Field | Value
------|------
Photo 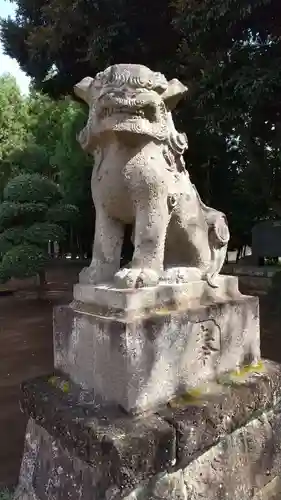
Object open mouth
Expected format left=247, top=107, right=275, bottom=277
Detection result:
left=98, top=107, right=145, bottom=119
left=98, top=103, right=157, bottom=122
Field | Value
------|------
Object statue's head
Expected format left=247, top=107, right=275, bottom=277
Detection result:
left=74, top=64, right=188, bottom=153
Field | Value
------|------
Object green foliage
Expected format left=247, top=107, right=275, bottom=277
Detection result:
left=0, top=201, right=47, bottom=230
left=0, top=490, right=13, bottom=500
left=47, top=203, right=79, bottom=223
left=174, top=0, right=281, bottom=243
left=0, top=75, right=30, bottom=195
left=51, top=104, right=92, bottom=208
left=0, top=244, right=47, bottom=283
left=0, top=69, right=92, bottom=257
left=0, top=223, right=66, bottom=258
left=4, top=173, right=61, bottom=203
left=1, top=0, right=281, bottom=251
left=0, top=174, right=77, bottom=283
left=0, top=226, right=25, bottom=258
left=0, top=74, right=29, bottom=160
left=8, top=143, right=51, bottom=176
left=24, top=222, right=66, bottom=244
left=0, top=0, right=179, bottom=96
left=0, top=202, right=21, bottom=230
left=27, top=93, right=77, bottom=166
left=50, top=103, right=94, bottom=253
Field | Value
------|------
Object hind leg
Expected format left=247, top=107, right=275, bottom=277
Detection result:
left=163, top=214, right=211, bottom=283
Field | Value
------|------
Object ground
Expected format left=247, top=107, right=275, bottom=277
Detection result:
left=0, top=263, right=279, bottom=488
left=0, top=264, right=79, bottom=488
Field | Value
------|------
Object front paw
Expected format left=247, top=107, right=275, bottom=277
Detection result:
left=161, top=266, right=203, bottom=284
left=79, top=259, right=117, bottom=285
left=114, top=268, right=160, bottom=288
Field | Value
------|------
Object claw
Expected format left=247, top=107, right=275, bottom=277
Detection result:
left=114, top=268, right=159, bottom=289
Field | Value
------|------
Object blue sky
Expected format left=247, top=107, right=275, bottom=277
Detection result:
left=0, top=0, right=30, bottom=94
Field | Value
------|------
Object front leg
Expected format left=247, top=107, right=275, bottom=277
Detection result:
left=114, top=196, right=170, bottom=288
left=80, top=208, right=124, bottom=285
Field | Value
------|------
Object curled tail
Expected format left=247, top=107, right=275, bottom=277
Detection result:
left=192, top=185, right=230, bottom=287
left=206, top=243, right=228, bottom=288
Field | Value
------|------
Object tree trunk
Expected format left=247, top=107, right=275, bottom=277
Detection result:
left=37, top=269, right=47, bottom=299
left=49, top=241, right=55, bottom=258
left=236, top=246, right=242, bottom=263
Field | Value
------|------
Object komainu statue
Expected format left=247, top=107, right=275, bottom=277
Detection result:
left=74, top=64, right=230, bottom=288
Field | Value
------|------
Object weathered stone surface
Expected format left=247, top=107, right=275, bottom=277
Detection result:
left=20, top=374, right=176, bottom=495
left=125, top=408, right=281, bottom=500
left=182, top=408, right=281, bottom=500
left=54, top=293, right=260, bottom=412
left=150, top=471, right=187, bottom=500
left=74, top=64, right=229, bottom=290
left=72, top=275, right=240, bottom=314
left=15, top=362, right=281, bottom=499
left=15, top=418, right=114, bottom=500
left=159, top=359, right=281, bottom=467
left=253, top=477, right=281, bottom=500
left=223, top=264, right=278, bottom=279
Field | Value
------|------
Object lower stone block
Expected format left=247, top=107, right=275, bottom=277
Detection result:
left=182, top=410, right=281, bottom=499
left=253, top=477, right=281, bottom=499
left=54, top=276, right=260, bottom=412
left=14, top=360, right=281, bottom=500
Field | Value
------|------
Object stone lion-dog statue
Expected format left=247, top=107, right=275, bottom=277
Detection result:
left=74, top=64, right=230, bottom=288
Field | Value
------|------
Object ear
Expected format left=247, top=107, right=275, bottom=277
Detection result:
left=74, top=77, right=94, bottom=104
left=161, top=79, right=188, bottom=110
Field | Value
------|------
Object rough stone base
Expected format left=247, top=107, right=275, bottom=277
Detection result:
left=15, top=360, right=281, bottom=500
left=54, top=276, right=260, bottom=412
left=253, top=477, right=281, bottom=500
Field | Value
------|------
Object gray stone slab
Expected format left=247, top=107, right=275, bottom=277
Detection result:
left=253, top=477, right=281, bottom=500
left=181, top=408, right=281, bottom=500
left=159, top=359, right=281, bottom=467
left=72, top=275, right=240, bottom=315
left=14, top=414, right=281, bottom=500
left=125, top=408, right=281, bottom=500
left=54, top=292, right=260, bottom=412
left=15, top=361, right=281, bottom=500
left=20, top=375, right=176, bottom=495
left=223, top=264, right=279, bottom=279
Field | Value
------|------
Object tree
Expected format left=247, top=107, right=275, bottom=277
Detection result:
left=0, top=79, right=94, bottom=258
left=168, top=0, right=281, bottom=252
left=0, top=0, right=179, bottom=97
left=0, top=174, right=78, bottom=288
left=0, top=74, right=30, bottom=196
left=2, top=0, right=281, bottom=254
left=50, top=102, right=94, bottom=257
left=173, top=0, right=281, bottom=208
left=20, top=92, right=94, bottom=257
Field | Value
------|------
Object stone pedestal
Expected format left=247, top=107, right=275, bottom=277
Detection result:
left=16, top=275, right=281, bottom=500
left=14, top=361, right=281, bottom=500
left=54, top=276, right=260, bottom=412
